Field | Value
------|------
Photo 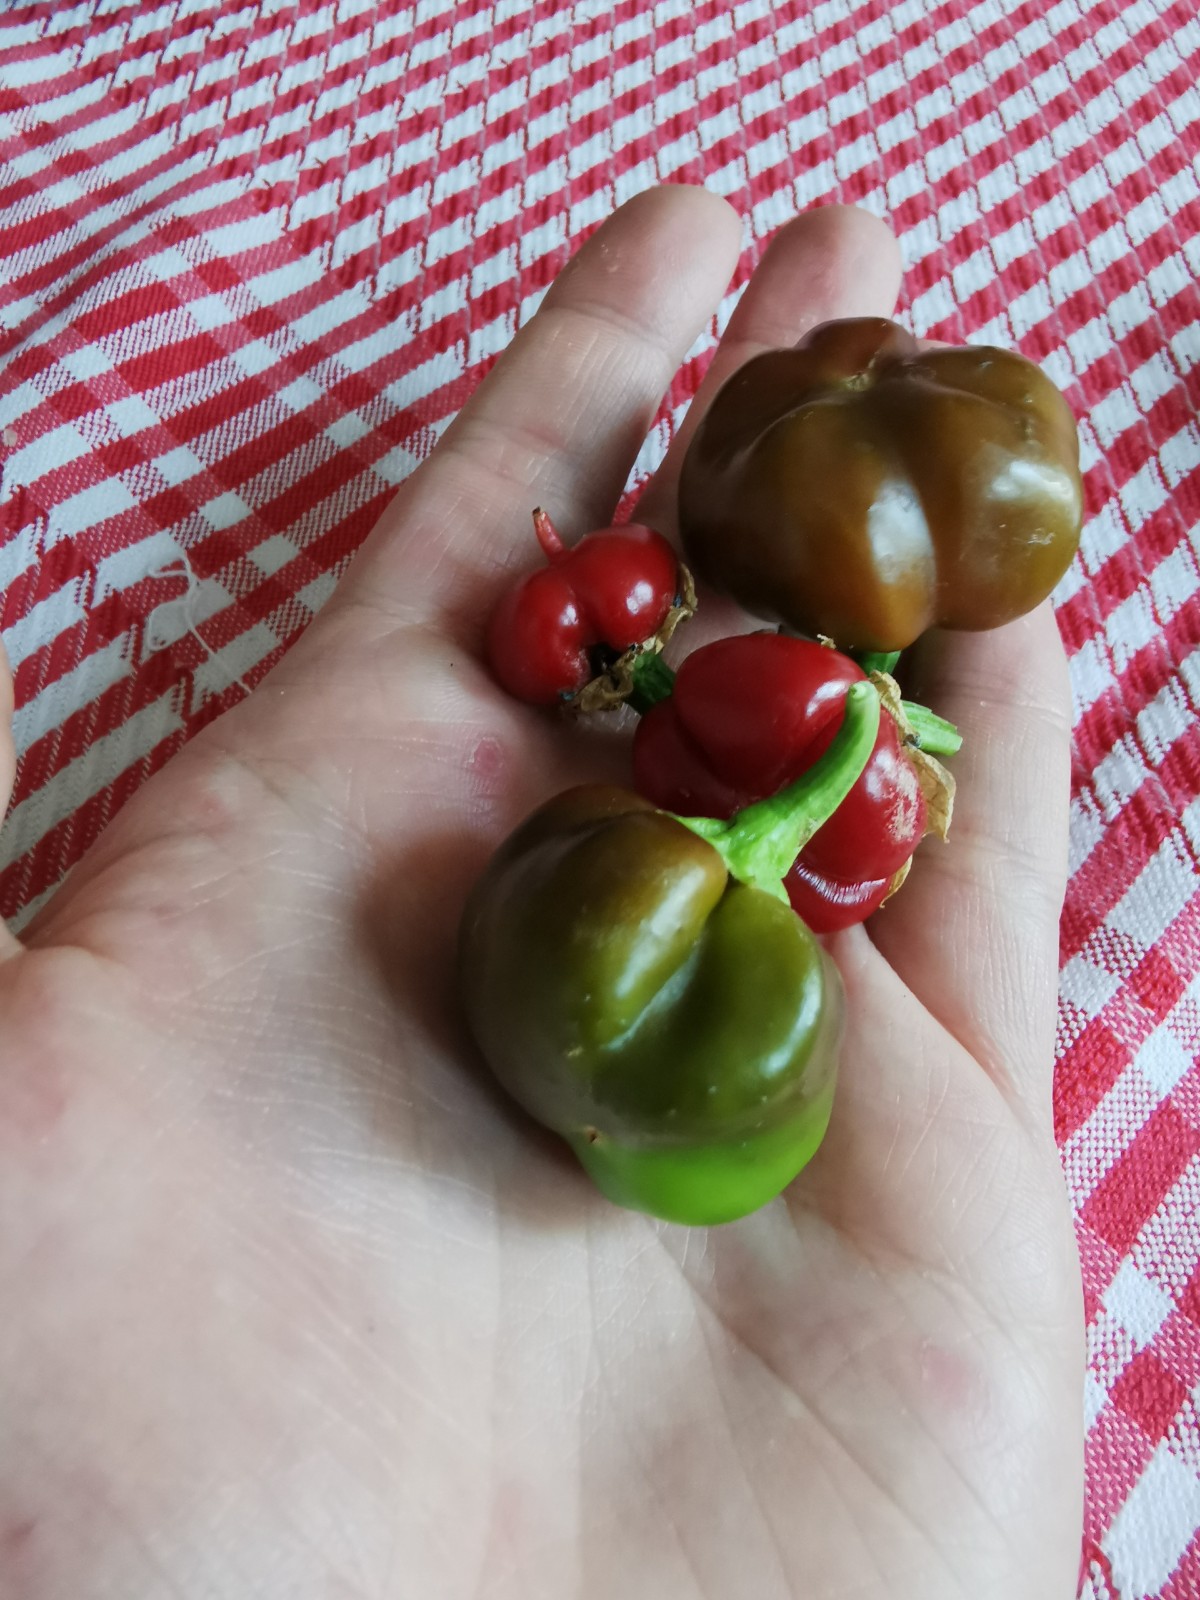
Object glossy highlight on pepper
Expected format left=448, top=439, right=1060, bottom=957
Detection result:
left=632, top=633, right=927, bottom=932
left=486, top=509, right=681, bottom=705
left=678, top=316, right=1084, bottom=652
left=458, top=684, right=881, bottom=1225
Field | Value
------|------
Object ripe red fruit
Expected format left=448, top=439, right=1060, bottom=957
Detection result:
left=487, top=510, right=681, bottom=705
left=632, top=633, right=928, bottom=933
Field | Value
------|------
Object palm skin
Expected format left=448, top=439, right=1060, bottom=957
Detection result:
left=0, top=189, right=1083, bottom=1599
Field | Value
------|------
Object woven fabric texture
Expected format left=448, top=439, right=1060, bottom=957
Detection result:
left=2, top=1, right=1199, bottom=1594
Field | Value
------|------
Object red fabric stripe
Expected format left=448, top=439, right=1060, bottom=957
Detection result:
left=1084, top=1103, right=1200, bottom=1258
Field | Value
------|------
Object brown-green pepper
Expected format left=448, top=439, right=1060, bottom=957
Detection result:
left=458, top=683, right=881, bottom=1225
left=678, top=316, right=1083, bottom=653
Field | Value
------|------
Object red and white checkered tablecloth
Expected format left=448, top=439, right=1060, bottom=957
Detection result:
left=1, top=1, right=1198, bottom=1593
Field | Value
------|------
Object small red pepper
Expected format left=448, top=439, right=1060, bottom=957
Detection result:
left=632, top=633, right=928, bottom=933
left=487, top=509, right=682, bottom=706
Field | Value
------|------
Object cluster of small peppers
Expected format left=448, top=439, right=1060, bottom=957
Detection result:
left=460, top=316, right=1084, bottom=1227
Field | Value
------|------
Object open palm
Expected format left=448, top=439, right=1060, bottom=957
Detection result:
left=0, top=189, right=1083, bottom=1600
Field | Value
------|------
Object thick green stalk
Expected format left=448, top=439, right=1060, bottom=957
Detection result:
left=852, top=648, right=901, bottom=675
left=674, top=681, right=880, bottom=903
left=626, top=651, right=677, bottom=714
left=900, top=700, right=963, bottom=756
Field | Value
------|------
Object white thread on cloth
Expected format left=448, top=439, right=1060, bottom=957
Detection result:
left=144, top=552, right=253, bottom=699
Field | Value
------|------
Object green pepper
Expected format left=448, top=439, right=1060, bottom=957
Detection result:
left=678, top=316, right=1084, bottom=653
left=458, top=683, right=881, bottom=1225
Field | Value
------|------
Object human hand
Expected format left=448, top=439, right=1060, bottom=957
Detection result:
left=0, top=188, right=1083, bottom=1599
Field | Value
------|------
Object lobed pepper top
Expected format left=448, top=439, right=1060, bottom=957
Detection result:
left=466, top=313, right=1082, bottom=1225
left=678, top=316, right=1083, bottom=653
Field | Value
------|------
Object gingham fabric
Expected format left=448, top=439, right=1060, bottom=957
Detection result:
left=1, top=0, right=1198, bottom=1592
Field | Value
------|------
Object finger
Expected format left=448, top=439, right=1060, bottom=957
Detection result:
left=20, top=191, right=745, bottom=944
left=635, top=204, right=903, bottom=538
left=336, top=185, right=742, bottom=630
left=865, top=602, right=1073, bottom=1113
left=0, top=635, right=22, bottom=960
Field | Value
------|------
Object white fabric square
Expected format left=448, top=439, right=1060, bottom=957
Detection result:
left=1106, top=1443, right=1200, bottom=1597
left=1105, top=1259, right=1174, bottom=1351
left=248, top=535, right=296, bottom=576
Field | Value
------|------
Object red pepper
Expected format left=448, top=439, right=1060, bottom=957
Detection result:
left=487, top=509, right=682, bottom=706
left=631, top=633, right=927, bottom=933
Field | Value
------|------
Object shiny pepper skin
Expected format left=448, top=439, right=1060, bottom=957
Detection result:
left=458, top=785, right=843, bottom=1225
left=632, top=633, right=926, bottom=933
left=678, top=316, right=1084, bottom=653
left=487, top=509, right=680, bottom=705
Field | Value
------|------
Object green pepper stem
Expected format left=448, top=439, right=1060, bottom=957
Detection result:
left=674, top=681, right=880, bottom=903
left=626, top=651, right=676, bottom=714
left=899, top=700, right=962, bottom=757
left=852, top=648, right=902, bottom=675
